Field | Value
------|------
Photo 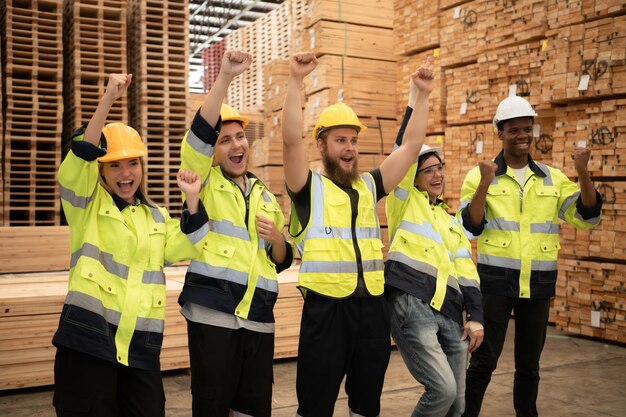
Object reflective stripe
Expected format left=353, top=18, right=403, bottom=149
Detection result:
left=66, top=290, right=121, bottom=326
left=261, top=190, right=273, bottom=202
left=148, top=207, right=165, bottom=223
left=142, top=269, right=165, bottom=285
left=485, top=217, right=520, bottom=232
left=305, top=226, right=380, bottom=240
left=458, top=276, right=480, bottom=290
left=537, top=164, right=553, bottom=185
left=59, top=183, right=95, bottom=209
left=71, top=243, right=129, bottom=280
left=478, top=253, right=521, bottom=270
left=387, top=251, right=437, bottom=278
left=455, top=248, right=472, bottom=259
left=300, top=259, right=384, bottom=274
left=259, top=238, right=268, bottom=250
left=531, top=259, right=558, bottom=271
left=209, top=219, right=250, bottom=241
left=310, top=173, right=325, bottom=229
left=459, top=199, right=471, bottom=210
left=188, top=261, right=278, bottom=293
left=393, top=186, right=409, bottom=202
left=186, top=129, right=214, bottom=157
left=447, top=275, right=461, bottom=293
left=397, top=220, right=444, bottom=245
left=575, top=211, right=601, bottom=225
left=188, top=223, right=209, bottom=245
left=448, top=250, right=454, bottom=262
left=135, top=316, right=165, bottom=333
left=559, top=192, right=579, bottom=220
left=530, top=221, right=559, bottom=234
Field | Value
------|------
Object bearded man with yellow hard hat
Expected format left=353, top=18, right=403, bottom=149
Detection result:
left=282, top=52, right=436, bottom=417
left=178, top=50, right=294, bottom=417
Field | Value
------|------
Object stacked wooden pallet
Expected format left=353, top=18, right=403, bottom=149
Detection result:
left=201, top=38, right=225, bottom=93
left=0, top=265, right=303, bottom=390
left=127, top=0, right=189, bottom=219
left=1, top=0, right=63, bottom=226
left=62, top=0, right=128, bottom=154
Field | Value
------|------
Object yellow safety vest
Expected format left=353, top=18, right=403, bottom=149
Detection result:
left=290, top=172, right=385, bottom=298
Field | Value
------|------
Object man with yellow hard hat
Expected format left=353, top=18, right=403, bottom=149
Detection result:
left=282, top=52, right=435, bottom=417
left=177, top=51, right=294, bottom=417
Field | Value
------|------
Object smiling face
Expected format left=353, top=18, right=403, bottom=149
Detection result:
left=100, top=157, right=143, bottom=204
left=318, top=127, right=360, bottom=186
left=499, top=117, right=534, bottom=162
left=414, top=154, right=444, bottom=203
left=214, top=121, right=249, bottom=180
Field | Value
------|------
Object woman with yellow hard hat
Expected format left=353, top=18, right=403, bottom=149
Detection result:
left=53, top=73, right=208, bottom=417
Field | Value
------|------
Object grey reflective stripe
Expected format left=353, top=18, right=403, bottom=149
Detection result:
left=397, top=220, right=444, bottom=245
left=142, top=269, right=165, bottom=285
left=459, top=199, right=471, bottom=210
left=259, top=238, right=267, bottom=250
left=66, top=290, right=122, bottom=326
left=447, top=275, right=461, bottom=293
left=71, top=243, right=129, bottom=280
left=135, top=316, right=165, bottom=333
left=310, top=173, right=325, bottom=229
left=478, top=253, right=521, bottom=270
left=531, top=259, right=558, bottom=271
left=210, top=219, right=251, bottom=241
left=148, top=207, right=165, bottom=223
left=261, top=190, right=273, bottom=202
left=448, top=250, right=454, bottom=262
left=393, top=186, right=409, bottom=202
left=485, top=217, right=520, bottom=232
left=530, top=221, right=559, bottom=234
left=186, top=129, right=214, bottom=157
left=188, top=223, right=209, bottom=245
left=458, top=276, right=480, bottom=290
left=300, top=259, right=383, bottom=274
left=361, top=174, right=379, bottom=227
left=559, top=192, right=579, bottom=221
left=187, top=261, right=278, bottom=293
left=387, top=251, right=437, bottom=277
left=305, top=226, right=380, bottom=240
left=59, top=183, right=95, bottom=209
left=575, top=211, right=601, bottom=225
left=538, top=164, right=553, bottom=185
left=455, top=248, right=472, bottom=259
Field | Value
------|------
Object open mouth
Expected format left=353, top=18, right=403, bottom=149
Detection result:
left=118, top=179, right=134, bottom=193
left=230, top=154, right=244, bottom=164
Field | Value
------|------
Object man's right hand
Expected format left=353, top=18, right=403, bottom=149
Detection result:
left=290, top=52, right=318, bottom=79
left=221, top=50, right=252, bottom=79
left=104, top=73, right=132, bottom=102
left=478, top=160, right=497, bottom=185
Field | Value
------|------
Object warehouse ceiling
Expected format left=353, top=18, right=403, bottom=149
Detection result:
left=188, top=0, right=285, bottom=92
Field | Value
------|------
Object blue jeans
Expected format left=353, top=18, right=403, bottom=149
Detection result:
left=388, top=290, right=468, bottom=417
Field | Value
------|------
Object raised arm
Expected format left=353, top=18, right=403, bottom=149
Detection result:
left=200, top=50, right=252, bottom=126
left=572, top=147, right=598, bottom=207
left=379, top=57, right=435, bottom=194
left=84, top=74, right=132, bottom=145
left=282, top=52, right=318, bottom=193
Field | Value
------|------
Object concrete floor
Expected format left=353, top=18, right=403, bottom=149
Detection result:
left=1, top=322, right=625, bottom=417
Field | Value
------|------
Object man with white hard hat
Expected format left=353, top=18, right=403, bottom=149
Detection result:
left=459, top=96, right=603, bottom=417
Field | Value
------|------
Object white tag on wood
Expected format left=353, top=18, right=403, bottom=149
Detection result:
left=454, top=6, right=461, bottom=19
left=578, top=74, right=590, bottom=91
left=577, top=140, right=587, bottom=148
left=309, top=29, right=315, bottom=49
left=460, top=102, right=468, bottom=115
left=533, top=124, right=541, bottom=138
left=591, top=310, right=601, bottom=328
left=476, top=140, right=483, bottom=154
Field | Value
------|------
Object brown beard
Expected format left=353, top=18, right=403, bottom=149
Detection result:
left=321, top=148, right=359, bottom=186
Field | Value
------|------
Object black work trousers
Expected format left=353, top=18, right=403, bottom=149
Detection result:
left=463, top=294, right=551, bottom=417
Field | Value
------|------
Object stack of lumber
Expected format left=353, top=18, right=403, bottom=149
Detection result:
left=545, top=0, right=626, bottom=30
left=62, top=0, right=128, bottom=157
left=1, top=0, right=63, bottom=226
left=552, top=258, right=626, bottom=344
left=127, top=0, right=189, bottom=219
left=202, top=38, right=226, bottom=93
left=0, top=42, right=3, bottom=225
left=0, top=266, right=304, bottom=390
left=393, top=0, right=439, bottom=56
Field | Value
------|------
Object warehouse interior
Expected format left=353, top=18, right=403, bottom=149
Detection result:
left=0, top=0, right=625, bottom=415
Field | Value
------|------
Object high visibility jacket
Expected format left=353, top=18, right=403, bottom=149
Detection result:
left=290, top=171, right=385, bottom=298
left=54, top=136, right=201, bottom=371
left=386, top=162, right=483, bottom=325
left=178, top=115, right=289, bottom=323
left=460, top=151, right=602, bottom=299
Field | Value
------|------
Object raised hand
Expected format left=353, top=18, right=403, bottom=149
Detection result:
left=176, top=169, right=201, bottom=198
left=104, top=73, right=132, bottom=102
left=411, top=56, right=435, bottom=94
left=478, top=160, right=498, bottom=186
left=290, top=52, right=318, bottom=79
left=572, top=147, right=591, bottom=175
left=221, top=50, right=252, bottom=79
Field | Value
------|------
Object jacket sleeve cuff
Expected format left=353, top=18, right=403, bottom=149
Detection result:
left=272, top=241, right=294, bottom=274
left=71, top=124, right=107, bottom=161
left=461, top=207, right=485, bottom=236
left=180, top=200, right=209, bottom=234
left=191, top=109, right=221, bottom=146
left=575, top=190, right=603, bottom=220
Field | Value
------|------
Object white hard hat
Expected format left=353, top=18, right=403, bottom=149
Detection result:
left=493, top=96, right=537, bottom=128
left=419, top=144, right=442, bottom=159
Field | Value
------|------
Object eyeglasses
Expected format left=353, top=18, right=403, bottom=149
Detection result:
left=417, top=162, right=445, bottom=176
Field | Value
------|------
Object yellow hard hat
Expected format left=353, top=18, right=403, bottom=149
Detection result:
left=220, top=103, right=249, bottom=128
left=98, top=123, right=147, bottom=163
left=312, top=102, right=367, bottom=141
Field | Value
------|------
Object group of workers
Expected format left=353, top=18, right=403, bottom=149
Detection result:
left=52, top=50, right=602, bottom=417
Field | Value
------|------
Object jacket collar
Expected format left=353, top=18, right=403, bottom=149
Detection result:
left=494, top=150, right=547, bottom=178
